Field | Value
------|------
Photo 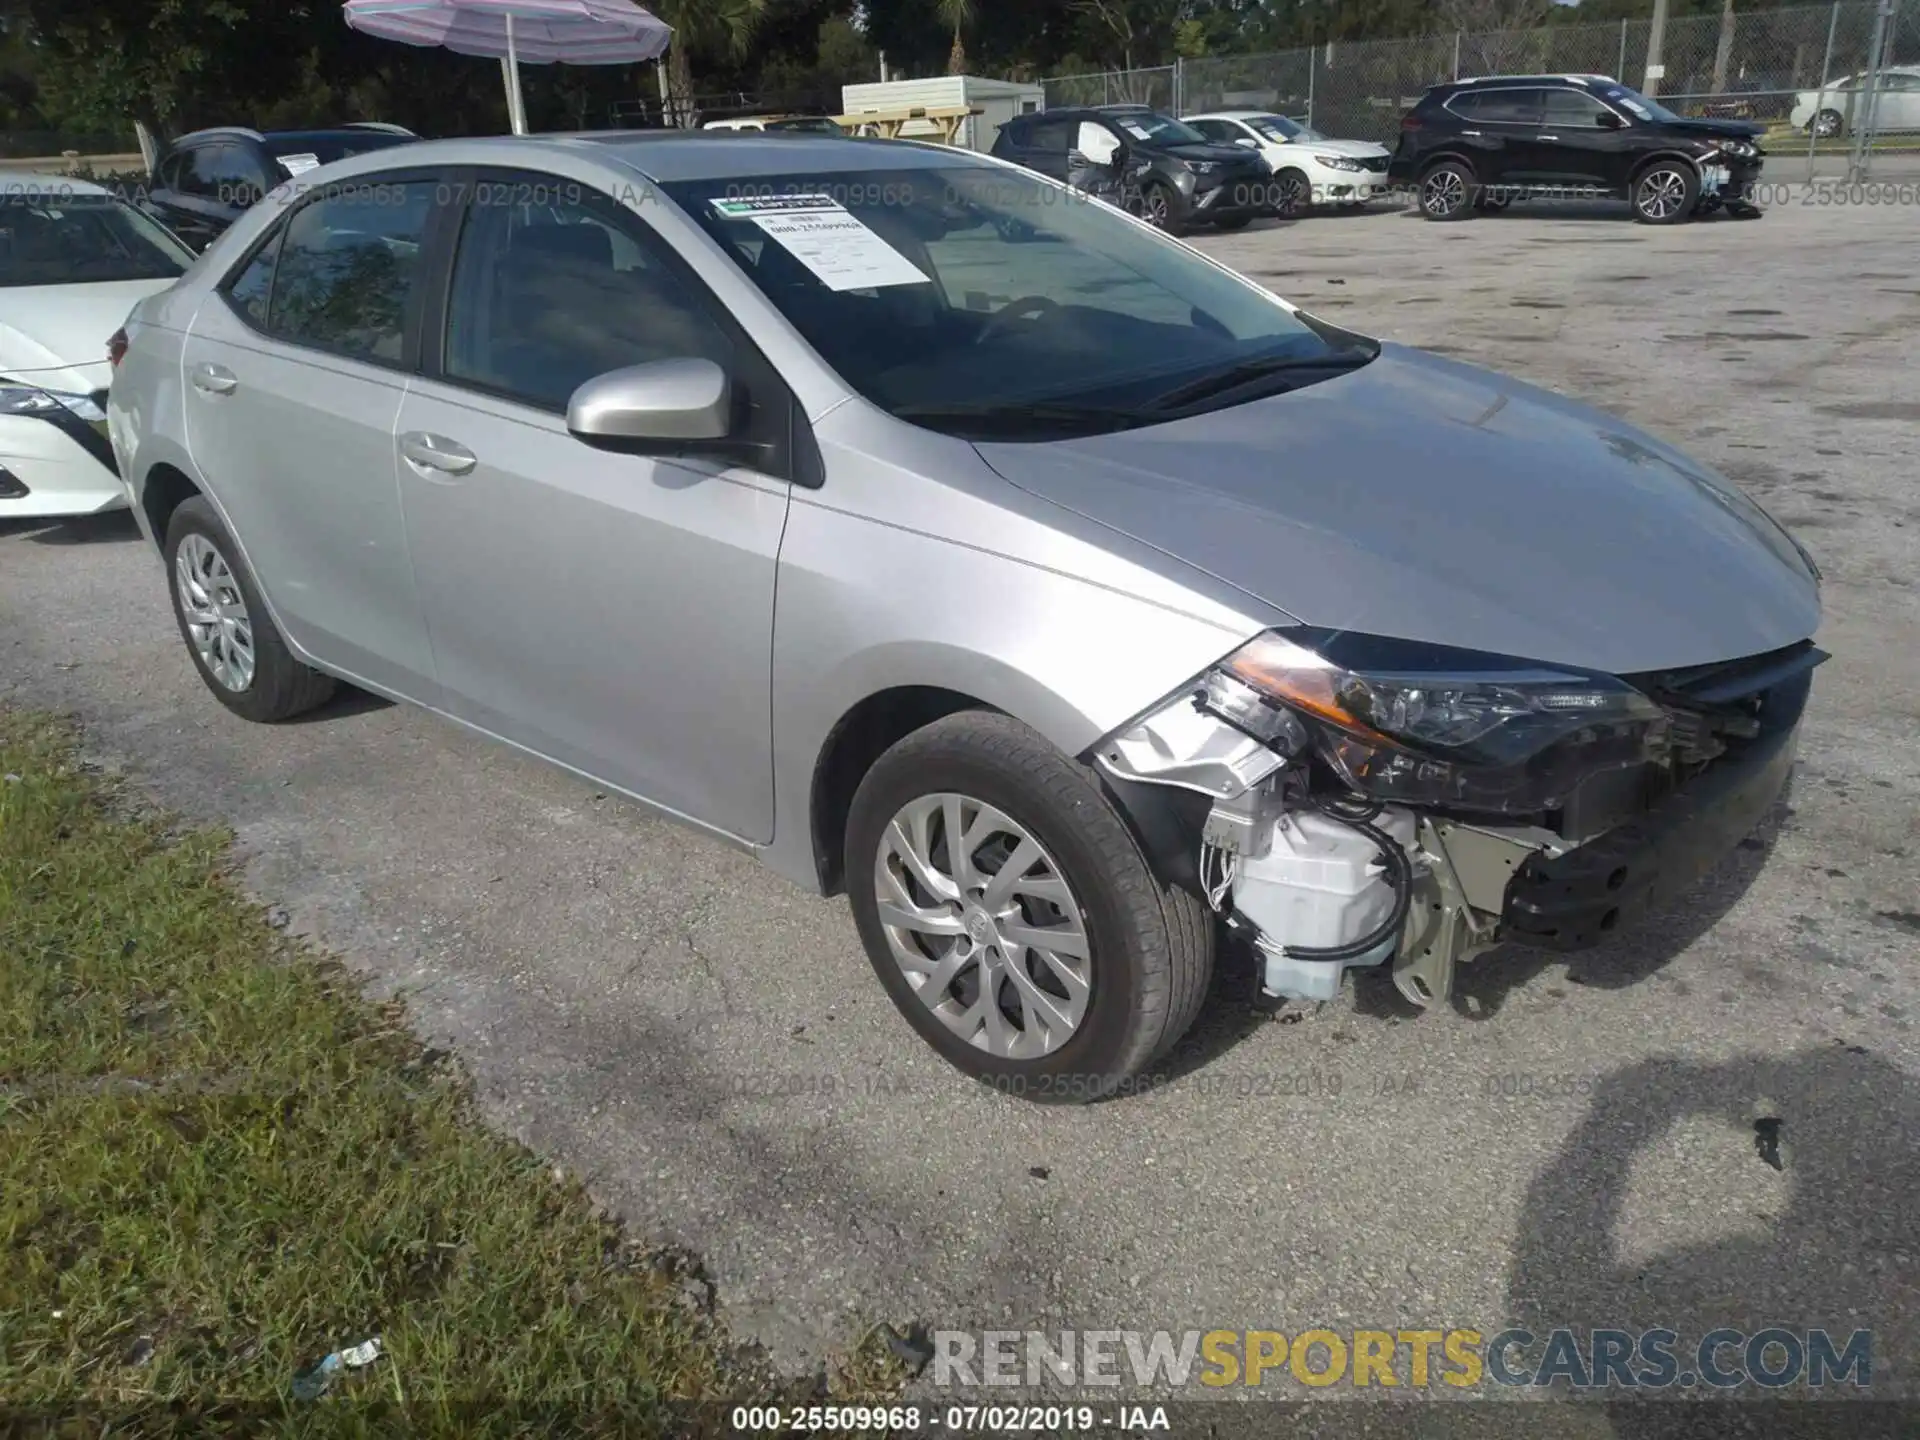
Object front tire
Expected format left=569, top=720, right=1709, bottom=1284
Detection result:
left=1812, top=108, right=1844, bottom=139
left=1419, top=160, right=1477, bottom=220
left=164, top=496, right=336, bottom=722
left=846, top=712, right=1213, bottom=1103
left=1631, top=160, right=1699, bottom=224
left=1274, top=167, right=1312, bottom=217
left=1138, top=181, right=1183, bottom=234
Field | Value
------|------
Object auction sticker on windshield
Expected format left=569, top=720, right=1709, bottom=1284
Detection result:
left=711, top=193, right=928, bottom=292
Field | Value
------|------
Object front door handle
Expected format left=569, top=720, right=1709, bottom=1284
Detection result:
left=1461, top=129, right=1483, bottom=137
left=190, top=362, right=237, bottom=395
left=399, top=431, right=477, bottom=477
left=1536, top=134, right=1560, bottom=141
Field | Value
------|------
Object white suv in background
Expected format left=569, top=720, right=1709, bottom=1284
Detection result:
left=1183, top=111, right=1392, bottom=213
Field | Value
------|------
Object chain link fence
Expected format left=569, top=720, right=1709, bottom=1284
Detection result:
left=1045, top=0, right=1919, bottom=179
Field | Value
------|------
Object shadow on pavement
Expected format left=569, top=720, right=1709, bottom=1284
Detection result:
left=1, top=511, right=142, bottom=546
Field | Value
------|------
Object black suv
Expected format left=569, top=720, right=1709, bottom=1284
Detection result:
left=991, top=105, right=1275, bottom=234
left=1388, top=75, right=1765, bottom=224
left=141, top=124, right=419, bottom=249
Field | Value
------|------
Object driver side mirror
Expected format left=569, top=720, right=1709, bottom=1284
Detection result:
left=568, top=358, right=762, bottom=459
left=1597, top=110, right=1626, bottom=129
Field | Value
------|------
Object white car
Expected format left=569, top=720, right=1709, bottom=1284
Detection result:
left=2, top=175, right=194, bottom=518
left=1789, top=66, right=1920, bottom=138
left=1183, top=111, right=1392, bottom=212
left=702, top=115, right=845, bottom=135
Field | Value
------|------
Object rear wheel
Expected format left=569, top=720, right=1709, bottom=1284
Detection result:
left=164, top=496, right=336, bottom=722
left=1419, top=160, right=1477, bottom=220
left=846, top=711, right=1213, bottom=1103
left=1631, top=160, right=1698, bottom=224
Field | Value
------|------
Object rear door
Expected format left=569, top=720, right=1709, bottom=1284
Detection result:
left=1447, top=87, right=1545, bottom=184
left=1012, top=116, right=1079, bottom=180
left=391, top=169, right=793, bottom=841
left=179, top=173, right=451, bottom=701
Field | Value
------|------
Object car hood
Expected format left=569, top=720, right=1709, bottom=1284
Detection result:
left=972, top=343, right=1821, bottom=675
left=1278, top=137, right=1391, bottom=159
left=1161, top=142, right=1269, bottom=167
left=1663, top=116, right=1768, bottom=141
left=0, top=278, right=175, bottom=392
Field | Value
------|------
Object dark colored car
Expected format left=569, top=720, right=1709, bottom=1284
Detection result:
left=991, top=105, right=1276, bottom=234
left=142, top=125, right=419, bottom=249
left=1388, top=75, right=1766, bottom=224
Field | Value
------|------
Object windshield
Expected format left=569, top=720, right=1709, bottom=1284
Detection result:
left=1602, top=86, right=1682, bottom=124
left=269, top=133, right=415, bottom=177
left=1248, top=114, right=1323, bottom=143
left=766, top=118, right=844, bottom=134
left=662, top=165, right=1373, bottom=438
left=1104, top=111, right=1209, bottom=146
left=0, top=195, right=193, bottom=287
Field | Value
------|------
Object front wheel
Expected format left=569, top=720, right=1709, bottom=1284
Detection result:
left=1631, top=161, right=1699, bottom=224
left=1273, top=167, right=1311, bottom=217
left=1138, top=181, right=1182, bottom=234
left=1811, top=108, right=1844, bottom=139
left=846, top=712, right=1214, bottom=1103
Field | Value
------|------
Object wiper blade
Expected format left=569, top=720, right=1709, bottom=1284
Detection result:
left=1147, top=349, right=1373, bottom=412
left=893, top=400, right=1151, bottom=434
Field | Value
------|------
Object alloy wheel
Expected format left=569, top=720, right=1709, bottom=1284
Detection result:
left=1277, top=173, right=1310, bottom=215
left=872, top=791, right=1091, bottom=1060
left=175, top=533, right=255, bottom=692
left=1142, top=185, right=1173, bottom=228
left=1637, top=166, right=1689, bottom=221
left=1422, top=168, right=1466, bottom=217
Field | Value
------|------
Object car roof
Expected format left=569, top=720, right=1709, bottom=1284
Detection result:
left=1, top=172, right=115, bottom=198
left=289, top=131, right=994, bottom=185
left=1442, top=74, right=1616, bottom=89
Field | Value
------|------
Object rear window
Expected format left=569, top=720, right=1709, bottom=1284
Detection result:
left=0, top=195, right=193, bottom=287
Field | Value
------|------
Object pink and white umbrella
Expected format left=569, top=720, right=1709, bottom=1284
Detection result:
left=344, top=0, right=673, bottom=135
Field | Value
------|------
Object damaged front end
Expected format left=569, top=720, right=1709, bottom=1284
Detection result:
left=1094, top=628, right=1821, bottom=1009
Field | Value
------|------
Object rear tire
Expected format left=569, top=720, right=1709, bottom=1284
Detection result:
left=1419, top=160, right=1477, bottom=220
left=164, top=496, right=336, bottom=723
left=845, top=711, right=1213, bottom=1103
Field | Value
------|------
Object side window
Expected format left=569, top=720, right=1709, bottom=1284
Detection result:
left=157, top=153, right=187, bottom=192
left=203, top=144, right=268, bottom=205
left=1023, top=117, right=1078, bottom=152
left=266, top=181, right=434, bottom=364
left=1543, top=89, right=1613, bottom=126
left=1189, top=120, right=1232, bottom=142
left=225, top=225, right=284, bottom=328
left=1452, top=89, right=1543, bottom=124
left=176, top=147, right=219, bottom=197
left=442, top=183, right=733, bottom=412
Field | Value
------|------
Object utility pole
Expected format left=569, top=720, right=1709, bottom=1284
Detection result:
left=1644, top=0, right=1670, bottom=97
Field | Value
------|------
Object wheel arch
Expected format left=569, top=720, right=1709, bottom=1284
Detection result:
left=140, top=461, right=201, bottom=551
left=1629, top=148, right=1702, bottom=183
left=1418, top=150, right=1482, bottom=179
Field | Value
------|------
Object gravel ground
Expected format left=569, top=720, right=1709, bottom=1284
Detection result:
left=3, top=161, right=1917, bottom=1423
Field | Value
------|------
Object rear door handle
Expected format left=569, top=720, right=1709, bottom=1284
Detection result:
left=1461, top=129, right=1483, bottom=136
left=399, top=431, right=477, bottom=477
left=190, top=362, right=236, bottom=395
left=1536, top=133, right=1560, bottom=140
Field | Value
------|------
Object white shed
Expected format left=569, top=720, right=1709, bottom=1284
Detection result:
left=840, top=75, right=1045, bottom=153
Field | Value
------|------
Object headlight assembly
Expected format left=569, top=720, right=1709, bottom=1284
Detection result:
left=1314, top=155, right=1365, bottom=172
left=0, top=384, right=106, bottom=422
left=1213, top=628, right=1669, bottom=813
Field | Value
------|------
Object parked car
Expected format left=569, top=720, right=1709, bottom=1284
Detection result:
left=1, top=175, right=194, bottom=519
left=991, top=105, right=1274, bottom=233
left=108, top=134, right=1822, bottom=1100
left=703, top=115, right=845, bottom=135
left=1789, top=66, right=1920, bottom=138
left=141, top=124, right=419, bottom=249
left=1389, top=75, right=1767, bottom=223
left=1183, top=110, right=1392, bottom=212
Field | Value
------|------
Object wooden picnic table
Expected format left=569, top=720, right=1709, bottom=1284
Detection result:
left=830, top=104, right=983, bottom=146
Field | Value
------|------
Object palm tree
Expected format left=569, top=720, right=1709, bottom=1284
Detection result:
left=939, top=0, right=971, bottom=75
left=652, top=0, right=764, bottom=126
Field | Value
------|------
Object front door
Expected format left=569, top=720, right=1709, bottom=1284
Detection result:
left=1532, top=88, right=1635, bottom=191
left=180, top=176, right=446, bottom=700
left=394, top=173, right=791, bottom=842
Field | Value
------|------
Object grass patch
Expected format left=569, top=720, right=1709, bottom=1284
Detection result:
left=0, top=710, right=907, bottom=1436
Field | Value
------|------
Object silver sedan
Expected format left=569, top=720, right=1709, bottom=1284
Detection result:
left=108, top=132, right=1822, bottom=1100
